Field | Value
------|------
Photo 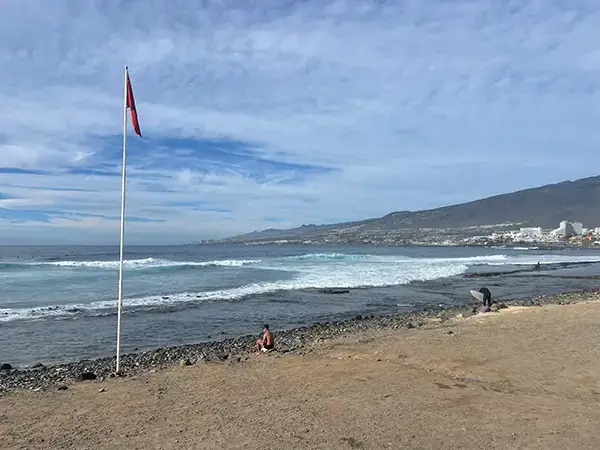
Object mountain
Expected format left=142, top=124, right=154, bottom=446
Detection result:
left=219, top=175, right=600, bottom=244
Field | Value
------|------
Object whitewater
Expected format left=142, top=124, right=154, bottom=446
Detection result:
left=2, top=248, right=600, bottom=323
left=2, top=244, right=600, bottom=365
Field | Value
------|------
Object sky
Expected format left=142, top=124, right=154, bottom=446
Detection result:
left=1, top=0, right=600, bottom=244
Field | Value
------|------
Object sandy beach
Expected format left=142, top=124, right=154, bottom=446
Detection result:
left=2, top=294, right=600, bottom=449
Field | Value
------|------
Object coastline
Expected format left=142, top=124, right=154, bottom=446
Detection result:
left=2, top=288, right=598, bottom=394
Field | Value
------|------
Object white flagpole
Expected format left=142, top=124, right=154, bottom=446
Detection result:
left=116, top=65, right=129, bottom=374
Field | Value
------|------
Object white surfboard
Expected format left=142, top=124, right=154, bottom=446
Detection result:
left=470, top=290, right=485, bottom=302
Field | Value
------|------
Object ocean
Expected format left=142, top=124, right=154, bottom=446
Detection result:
left=1, top=244, right=599, bottom=366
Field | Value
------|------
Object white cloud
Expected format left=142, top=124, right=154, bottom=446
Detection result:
left=1, top=0, right=600, bottom=243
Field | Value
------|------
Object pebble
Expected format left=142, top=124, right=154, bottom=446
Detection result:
left=0, top=289, right=594, bottom=394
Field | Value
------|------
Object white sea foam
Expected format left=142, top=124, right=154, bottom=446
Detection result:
left=3, top=251, right=600, bottom=322
left=280, top=253, right=508, bottom=264
left=282, top=253, right=376, bottom=261
left=0, top=259, right=468, bottom=322
left=35, top=252, right=592, bottom=272
left=42, top=257, right=262, bottom=270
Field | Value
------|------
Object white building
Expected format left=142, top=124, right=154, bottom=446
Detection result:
left=556, top=221, right=573, bottom=238
left=517, top=227, right=543, bottom=240
left=555, top=221, right=583, bottom=238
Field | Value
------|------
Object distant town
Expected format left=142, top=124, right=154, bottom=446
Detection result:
left=461, top=220, right=600, bottom=248
left=207, top=220, right=600, bottom=248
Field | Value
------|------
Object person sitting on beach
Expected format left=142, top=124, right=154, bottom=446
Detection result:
left=256, top=324, right=274, bottom=353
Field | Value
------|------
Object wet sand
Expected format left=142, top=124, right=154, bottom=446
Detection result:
left=2, top=295, right=600, bottom=449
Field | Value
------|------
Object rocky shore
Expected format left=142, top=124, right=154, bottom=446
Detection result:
left=1, top=289, right=598, bottom=394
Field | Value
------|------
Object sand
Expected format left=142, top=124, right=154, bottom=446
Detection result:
left=2, top=298, right=600, bottom=450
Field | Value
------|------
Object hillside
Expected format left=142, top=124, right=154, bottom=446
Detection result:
left=220, top=175, right=600, bottom=244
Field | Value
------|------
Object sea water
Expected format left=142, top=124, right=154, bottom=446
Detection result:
left=1, top=244, right=599, bottom=365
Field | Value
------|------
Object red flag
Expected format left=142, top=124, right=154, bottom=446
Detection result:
left=126, top=70, right=142, bottom=137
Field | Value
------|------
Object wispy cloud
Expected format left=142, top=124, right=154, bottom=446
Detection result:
left=1, top=0, right=600, bottom=243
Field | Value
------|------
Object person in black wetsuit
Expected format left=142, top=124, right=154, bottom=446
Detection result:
left=479, top=287, right=492, bottom=307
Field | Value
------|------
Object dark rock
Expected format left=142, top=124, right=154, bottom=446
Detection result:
left=77, top=372, right=97, bottom=381
left=0, top=363, right=12, bottom=371
left=477, top=305, right=492, bottom=314
left=319, top=289, right=350, bottom=294
left=446, top=330, right=454, bottom=335
left=406, top=322, right=415, bottom=329
left=32, top=363, right=44, bottom=369
left=179, top=359, right=192, bottom=367
left=57, top=385, right=68, bottom=391
left=490, top=302, right=508, bottom=312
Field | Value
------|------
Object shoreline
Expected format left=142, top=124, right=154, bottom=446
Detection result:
left=2, top=288, right=598, bottom=394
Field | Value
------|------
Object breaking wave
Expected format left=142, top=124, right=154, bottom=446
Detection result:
left=0, top=257, right=262, bottom=272
left=3, top=251, right=600, bottom=322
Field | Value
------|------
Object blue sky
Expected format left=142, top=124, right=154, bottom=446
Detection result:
left=1, top=0, right=600, bottom=244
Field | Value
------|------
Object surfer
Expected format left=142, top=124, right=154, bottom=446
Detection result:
left=479, top=287, right=492, bottom=307
left=470, top=287, right=492, bottom=307
left=255, top=324, right=274, bottom=353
